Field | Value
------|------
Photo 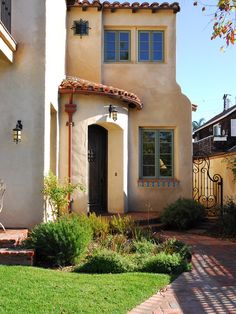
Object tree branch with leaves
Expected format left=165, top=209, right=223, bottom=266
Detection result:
left=193, top=1, right=236, bottom=46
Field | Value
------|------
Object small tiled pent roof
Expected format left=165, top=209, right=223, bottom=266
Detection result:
left=66, top=0, right=180, bottom=13
left=59, top=76, right=143, bottom=110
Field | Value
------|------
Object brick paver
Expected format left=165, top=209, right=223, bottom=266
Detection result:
left=129, top=232, right=236, bottom=314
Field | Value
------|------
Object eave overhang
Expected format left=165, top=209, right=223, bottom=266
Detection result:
left=66, top=1, right=180, bottom=14
left=0, top=21, right=17, bottom=63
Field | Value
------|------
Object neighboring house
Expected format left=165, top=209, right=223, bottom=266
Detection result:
left=193, top=103, right=236, bottom=155
left=0, top=0, right=192, bottom=228
left=193, top=100, right=236, bottom=203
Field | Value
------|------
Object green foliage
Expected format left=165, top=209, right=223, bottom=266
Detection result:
left=86, top=213, right=110, bottom=239
left=99, top=234, right=131, bottom=254
left=25, top=215, right=92, bottom=267
left=161, top=198, right=205, bottom=230
left=220, top=197, right=236, bottom=236
left=158, top=238, right=192, bottom=261
left=76, top=249, right=135, bottom=273
left=141, top=252, right=191, bottom=274
left=132, top=239, right=157, bottom=255
left=43, top=171, right=85, bottom=217
left=109, top=214, right=135, bottom=236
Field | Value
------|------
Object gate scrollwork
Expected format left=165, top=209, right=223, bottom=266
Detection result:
left=193, top=151, right=223, bottom=216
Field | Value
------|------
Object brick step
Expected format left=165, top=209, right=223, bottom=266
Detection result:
left=137, top=217, right=161, bottom=226
left=0, top=229, right=28, bottom=248
left=0, top=248, right=34, bottom=266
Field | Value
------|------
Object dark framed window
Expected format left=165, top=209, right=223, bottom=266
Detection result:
left=138, top=31, right=164, bottom=62
left=140, top=129, right=174, bottom=178
left=104, top=30, right=130, bottom=62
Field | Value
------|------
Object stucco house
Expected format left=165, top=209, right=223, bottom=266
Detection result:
left=0, top=0, right=192, bottom=228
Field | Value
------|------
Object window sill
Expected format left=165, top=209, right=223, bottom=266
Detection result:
left=138, top=178, right=180, bottom=188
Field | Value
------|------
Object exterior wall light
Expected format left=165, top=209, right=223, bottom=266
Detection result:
left=13, top=120, right=23, bottom=143
left=109, top=105, right=118, bottom=122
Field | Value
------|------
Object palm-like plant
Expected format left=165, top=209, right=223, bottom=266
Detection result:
left=192, top=118, right=206, bottom=131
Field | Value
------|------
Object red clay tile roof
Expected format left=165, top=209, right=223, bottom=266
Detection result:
left=59, top=76, right=143, bottom=110
left=66, top=1, right=180, bottom=13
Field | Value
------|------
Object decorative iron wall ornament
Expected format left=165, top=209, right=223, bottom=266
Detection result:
left=71, top=19, right=91, bottom=37
left=193, top=151, right=223, bottom=216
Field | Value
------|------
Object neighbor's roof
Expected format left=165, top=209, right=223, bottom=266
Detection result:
left=66, top=0, right=180, bottom=13
left=59, top=76, right=143, bottom=110
left=193, top=105, right=236, bottom=134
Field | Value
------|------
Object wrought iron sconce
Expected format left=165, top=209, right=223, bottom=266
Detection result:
left=109, top=105, right=118, bottom=122
left=13, top=120, right=23, bottom=144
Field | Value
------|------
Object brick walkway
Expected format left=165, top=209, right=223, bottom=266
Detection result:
left=129, top=232, right=236, bottom=314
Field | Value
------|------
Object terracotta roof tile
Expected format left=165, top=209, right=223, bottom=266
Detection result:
left=59, top=76, right=143, bottom=110
left=67, top=1, right=180, bottom=13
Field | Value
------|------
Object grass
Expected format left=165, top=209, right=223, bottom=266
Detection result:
left=0, top=266, right=171, bottom=314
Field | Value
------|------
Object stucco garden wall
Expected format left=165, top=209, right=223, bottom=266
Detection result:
left=209, top=153, right=236, bottom=200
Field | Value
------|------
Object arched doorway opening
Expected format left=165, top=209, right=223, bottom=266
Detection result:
left=88, top=124, right=108, bottom=213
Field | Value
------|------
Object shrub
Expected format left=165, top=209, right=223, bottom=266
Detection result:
left=161, top=198, right=205, bottom=230
left=25, top=215, right=92, bottom=267
left=141, top=252, right=191, bottom=274
left=158, top=238, right=192, bottom=261
left=86, top=213, right=109, bottom=239
left=43, top=171, right=85, bottom=217
left=100, top=234, right=131, bottom=254
left=131, top=226, right=154, bottom=241
left=132, top=239, right=157, bottom=255
left=76, top=249, right=135, bottom=273
left=220, top=197, right=236, bottom=236
left=109, top=214, right=135, bottom=236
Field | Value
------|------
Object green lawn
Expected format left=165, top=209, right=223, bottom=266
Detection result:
left=0, top=266, right=171, bottom=314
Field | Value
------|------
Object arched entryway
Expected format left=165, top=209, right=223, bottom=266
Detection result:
left=88, top=124, right=108, bottom=213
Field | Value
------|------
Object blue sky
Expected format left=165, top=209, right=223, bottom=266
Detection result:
left=176, top=0, right=236, bottom=123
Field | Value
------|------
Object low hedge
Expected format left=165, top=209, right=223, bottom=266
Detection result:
left=76, top=249, right=135, bottom=273
left=161, top=198, right=205, bottom=230
left=140, top=252, right=191, bottom=274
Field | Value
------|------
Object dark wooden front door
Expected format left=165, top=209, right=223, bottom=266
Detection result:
left=88, top=125, right=108, bottom=213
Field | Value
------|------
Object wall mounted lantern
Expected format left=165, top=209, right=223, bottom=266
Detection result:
left=13, top=120, right=23, bottom=144
left=109, top=105, right=118, bottom=122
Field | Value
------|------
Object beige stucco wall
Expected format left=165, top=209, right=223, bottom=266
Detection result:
left=60, top=94, right=128, bottom=214
left=0, top=0, right=66, bottom=228
left=209, top=153, right=236, bottom=199
left=65, top=7, right=192, bottom=214
left=67, top=8, right=102, bottom=82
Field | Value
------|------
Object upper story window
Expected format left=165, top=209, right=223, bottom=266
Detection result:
left=104, top=30, right=130, bottom=62
left=138, top=31, right=164, bottom=62
left=140, top=129, right=174, bottom=178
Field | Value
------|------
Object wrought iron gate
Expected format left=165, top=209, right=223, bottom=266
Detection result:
left=193, top=151, right=223, bottom=215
